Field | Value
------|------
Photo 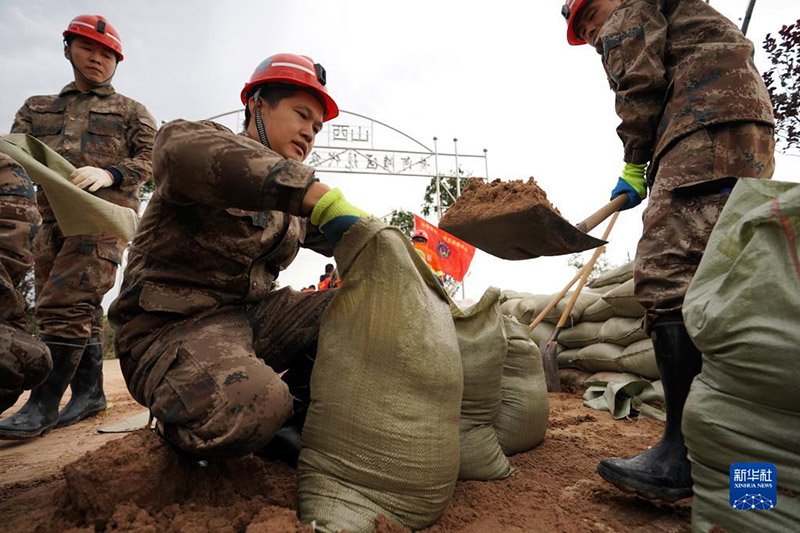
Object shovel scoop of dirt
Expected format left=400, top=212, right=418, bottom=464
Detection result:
left=439, top=178, right=606, bottom=260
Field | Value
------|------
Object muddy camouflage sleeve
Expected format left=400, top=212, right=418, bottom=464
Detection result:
left=110, top=102, right=157, bottom=189
left=154, top=120, right=316, bottom=215
left=9, top=103, right=34, bottom=136
left=600, top=1, right=668, bottom=165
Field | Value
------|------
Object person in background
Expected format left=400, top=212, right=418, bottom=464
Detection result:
left=0, top=15, right=156, bottom=439
left=411, top=230, right=444, bottom=284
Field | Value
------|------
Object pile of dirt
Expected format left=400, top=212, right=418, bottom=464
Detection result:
left=0, top=393, right=690, bottom=532
left=440, top=178, right=561, bottom=229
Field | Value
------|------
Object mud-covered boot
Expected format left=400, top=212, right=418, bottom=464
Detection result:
left=56, top=334, right=107, bottom=427
left=258, top=352, right=315, bottom=467
left=0, top=335, right=87, bottom=439
left=596, top=322, right=702, bottom=502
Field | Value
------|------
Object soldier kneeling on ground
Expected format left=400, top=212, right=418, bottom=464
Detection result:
left=108, top=54, right=370, bottom=463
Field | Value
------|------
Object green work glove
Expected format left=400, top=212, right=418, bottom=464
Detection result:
left=310, top=188, right=371, bottom=249
left=611, top=162, right=648, bottom=210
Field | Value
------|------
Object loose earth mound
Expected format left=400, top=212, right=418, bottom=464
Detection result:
left=440, top=178, right=561, bottom=229
left=0, top=391, right=690, bottom=532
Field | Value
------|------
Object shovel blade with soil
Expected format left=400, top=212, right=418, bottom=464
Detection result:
left=439, top=178, right=622, bottom=260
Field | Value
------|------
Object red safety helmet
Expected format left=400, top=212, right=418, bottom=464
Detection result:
left=63, top=14, right=123, bottom=61
left=561, top=0, right=591, bottom=46
left=412, top=230, right=429, bottom=242
left=241, top=53, right=339, bottom=121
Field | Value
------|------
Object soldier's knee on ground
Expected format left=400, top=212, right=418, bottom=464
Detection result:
left=151, top=352, right=293, bottom=459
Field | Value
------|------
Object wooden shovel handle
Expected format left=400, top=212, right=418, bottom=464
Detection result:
left=529, top=268, right=583, bottom=331
left=553, top=211, right=620, bottom=330
left=575, top=195, right=628, bottom=234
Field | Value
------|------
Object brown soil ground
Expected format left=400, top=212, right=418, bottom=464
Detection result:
left=440, top=177, right=562, bottom=229
left=0, top=361, right=691, bottom=532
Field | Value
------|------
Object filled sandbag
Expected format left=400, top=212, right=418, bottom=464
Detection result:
left=569, top=343, right=625, bottom=373
left=581, top=296, right=616, bottom=322
left=598, top=317, right=647, bottom=346
left=513, top=290, right=600, bottom=326
left=499, top=297, right=522, bottom=317
left=587, top=261, right=633, bottom=289
left=556, top=321, right=604, bottom=349
left=499, top=289, right=531, bottom=303
left=452, top=288, right=513, bottom=481
left=557, top=348, right=582, bottom=369
left=619, top=339, right=658, bottom=379
left=602, top=279, right=646, bottom=318
left=528, top=321, right=555, bottom=347
left=494, top=316, right=549, bottom=456
left=682, top=179, right=800, bottom=532
left=298, top=218, right=463, bottom=532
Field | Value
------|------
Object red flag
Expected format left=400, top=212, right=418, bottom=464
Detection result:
left=413, top=215, right=476, bottom=282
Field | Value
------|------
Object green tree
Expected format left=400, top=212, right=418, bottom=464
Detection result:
left=763, top=20, right=800, bottom=154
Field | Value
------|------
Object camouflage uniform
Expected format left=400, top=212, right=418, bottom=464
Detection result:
left=109, top=120, right=335, bottom=458
left=11, top=82, right=156, bottom=339
left=0, top=154, right=52, bottom=413
left=596, top=0, right=775, bottom=332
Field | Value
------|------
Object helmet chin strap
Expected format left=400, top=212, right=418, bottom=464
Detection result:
left=253, top=87, right=271, bottom=149
left=66, top=46, right=116, bottom=88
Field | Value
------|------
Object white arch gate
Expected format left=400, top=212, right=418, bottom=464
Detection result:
left=205, top=109, right=490, bottom=218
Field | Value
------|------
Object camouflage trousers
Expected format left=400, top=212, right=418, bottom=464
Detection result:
left=119, top=287, right=337, bottom=459
left=34, top=222, right=126, bottom=339
left=635, top=123, right=775, bottom=334
left=0, top=323, right=52, bottom=414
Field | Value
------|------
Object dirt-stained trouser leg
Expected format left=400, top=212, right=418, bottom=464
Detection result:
left=247, top=287, right=338, bottom=465
left=145, top=310, right=293, bottom=459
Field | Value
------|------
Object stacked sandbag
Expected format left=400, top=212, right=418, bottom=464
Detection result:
left=494, top=316, right=549, bottom=455
left=682, top=179, right=800, bottom=532
left=451, top=288, right=513, bottom=481
left=298, top=218, right=463, bottom=532
left=499, top=261, right=658, bottom=384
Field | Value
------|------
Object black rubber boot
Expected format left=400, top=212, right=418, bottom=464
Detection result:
left=0, top=335, right=87, bottom=440
left=596, top=322, right=702, bottom=502
left=56, top=334, right=107, bottom=428
left=258, top=351, right=315, bottom=467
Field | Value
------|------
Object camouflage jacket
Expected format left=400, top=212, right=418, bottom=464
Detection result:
left=11, top=83, right=156, bottom=220
left=0, top=154, right=40, bottom=326
left=596, top=0, right=775, bottom=167
left=108, top=120, right=332, bottom=356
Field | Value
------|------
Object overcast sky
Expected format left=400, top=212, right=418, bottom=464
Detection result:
left=1, top=0, right=798, bottom=305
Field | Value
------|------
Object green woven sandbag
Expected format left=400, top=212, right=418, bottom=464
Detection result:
left=682, top=180, right=800, bottom=532
left=619, top=339, right=658, bottom=379
left=298, top=218, right=463, bottom=532
left=587, top=261, right=633, bottom=289
left=581, top=296, right=616, bottom=322
left=529, top=321, right=555, bottom=346
left=570, top=342, right=625, bottom=373
left=499, top=297, right=522, bottom=317
left=557, top=321, right=604, bottom=349
left=684, top=379, right=800, bottom=533
left=598, top=317, right=647, bottom=347
left=684, top=179, right=800, bottom=411
left=602, top=279, right=646, bottom=318
left=452, top=288, right=513, bottom=481
left=494, top=316, right=549, bottom=455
